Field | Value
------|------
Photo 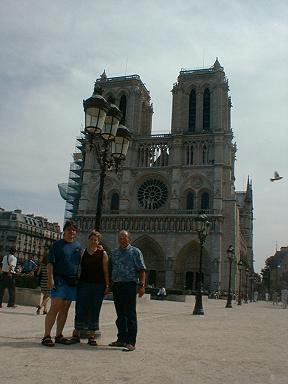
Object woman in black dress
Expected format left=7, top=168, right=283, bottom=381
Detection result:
left=70, top=230, right=109, bottom=345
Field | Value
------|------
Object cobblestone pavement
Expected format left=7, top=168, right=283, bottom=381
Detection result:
left=0, top=296, right=287, bottom=384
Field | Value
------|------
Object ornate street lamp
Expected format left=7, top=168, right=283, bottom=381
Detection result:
left=249, top=273, right=254, bottom=302
left=244, top=267, right=249, bottom=303
left=225, top=245, right=235, bottom=308
left=237, top=260, right=243, bottom=305
left=193, top=213, right=211, bottom=316
left=83, top=87, right=131, bottom=231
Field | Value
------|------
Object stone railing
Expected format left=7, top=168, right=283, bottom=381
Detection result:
left=76, top=213, right=219, bottom=233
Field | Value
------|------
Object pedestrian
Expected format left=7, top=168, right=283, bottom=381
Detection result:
left=281, top=288, right=288, bottom=309
left=0, top=247, right=17, bottom=308
left=41, top=220, right=82, bottom=347
left=109, top=230, right=146, bottom=352
left=36, top=251, right=51, bottom=315
left=272, top=291, right=278, bottom=305
left=22, top=255, right=37, bottom=274
left=70, top=230, right=110, bottom=346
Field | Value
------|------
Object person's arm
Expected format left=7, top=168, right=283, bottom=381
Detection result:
left=138, top=270, right=146, bottom=298
left=102, top=251, right=110, bottom=294
left=47, top=263, right=54, bottom=289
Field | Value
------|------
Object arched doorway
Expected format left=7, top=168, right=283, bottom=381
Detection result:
left=174, top=240, right=211, bottom=291
left=132, top=235, right=165, bottom=287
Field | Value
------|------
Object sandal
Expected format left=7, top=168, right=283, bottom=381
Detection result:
left=69, top=335, right=81, bottom=344
left=55, top=334, right=71, bottom=345
left=41, top=336, right=55, bottom=347
left=87, top=337, right=98, bottom=346
left=109, top=340, right=126, bottom=347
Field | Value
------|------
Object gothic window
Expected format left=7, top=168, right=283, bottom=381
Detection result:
left=186, top=192, right=194, bottom=210
left=110, top=192, right=119, bottom=212
left=188, top=90, right=196, bottom=132
left=137, top=179, right=168, bottom=210
left=202, top=144, right=208, bottom=164
left=119, top=95, right=127, bottom=124
left=203, top=88, right=210, bottom=131
left=185, top=143, right=195, bottom=165
left=201, top=192, right=210, bottom=209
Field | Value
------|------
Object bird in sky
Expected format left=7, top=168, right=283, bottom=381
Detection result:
left=270, top=171, right=283, bottom=182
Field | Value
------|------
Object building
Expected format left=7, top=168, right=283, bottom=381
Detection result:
left=63, top=59, right=254, bottom=291
left=263, top=246, right=288, bottom=292
left=0, top=209, right=61, bottom=262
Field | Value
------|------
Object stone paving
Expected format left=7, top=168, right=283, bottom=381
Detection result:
left=0, top=296, right=288, bottom=384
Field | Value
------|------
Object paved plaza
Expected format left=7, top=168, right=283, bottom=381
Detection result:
left=0, top=296, right=287, bottom=384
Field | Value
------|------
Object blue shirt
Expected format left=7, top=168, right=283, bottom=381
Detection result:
left=110, top=244, right=146, bottom=283
left=22, top=259, right=37, bottom=273
left=48, top=239, right=82, bottom=278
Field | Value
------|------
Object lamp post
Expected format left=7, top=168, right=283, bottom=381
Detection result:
left=83, top=87, right=131, bottom=230
left=244, top=267, right=249, bottom=303
left=193, top=213, right=211, bottom=316
left=237, top=260, right=243, bottom=305
left=249, top=274, right=254, bottom=302
left=225, top=245, right=235, bottom=308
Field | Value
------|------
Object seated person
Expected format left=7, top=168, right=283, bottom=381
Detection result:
left=157, top=287, right=166, bottom=298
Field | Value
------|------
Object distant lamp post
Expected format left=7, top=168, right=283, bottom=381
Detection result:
left=225, top=245, right=235, bottom=308
left=249, top=274, right=254, bottom=302
left=244, top=267, right=249, bottom=303
left=83, top=87, right=131, bottom=231
left=193, top=213, right=211, bottom=316
left=237, top=260, right=244, bottom=305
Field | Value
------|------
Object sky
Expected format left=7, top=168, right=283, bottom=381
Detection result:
left=0, top=0, right=287, bottom=273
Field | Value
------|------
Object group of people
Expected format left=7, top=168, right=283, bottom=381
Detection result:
left=41, top=220, right=146, bottom=352
left=0, top=250, right=50, bottom=311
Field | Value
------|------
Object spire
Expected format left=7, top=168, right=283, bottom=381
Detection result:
left=100, top=70, right=107, bottom=80
left=213, top=58, right=223, bottom=70
left=244, top=176, right=253, bottom=203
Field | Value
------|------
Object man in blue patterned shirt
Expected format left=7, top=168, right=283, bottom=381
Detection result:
left=109, top=230, right=146, bottom=352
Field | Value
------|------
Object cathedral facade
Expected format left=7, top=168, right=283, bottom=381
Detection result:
left=70, top=59, right=253, bottom=292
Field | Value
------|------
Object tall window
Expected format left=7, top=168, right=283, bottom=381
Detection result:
left=202, top=144, right=208, bottom=164
left=119, top=95, right=127, bottom=124
left=186, top=192, right=194, bottom=210
left=188, top=90, right=196, bottom=132
left=203, top=88, right=210, bottom=131
left=110, top=192, right=119, bottom=212
left=201, top=192, right=210, bottom=209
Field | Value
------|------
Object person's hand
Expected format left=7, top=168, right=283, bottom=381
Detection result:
left=138, top=286, right=145, bottom=298
left=47, top=278, right=55, bottom=289
left=104, top=286, right=110, bottom=296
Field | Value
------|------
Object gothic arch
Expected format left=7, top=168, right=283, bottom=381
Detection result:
left=181, top=189, right=196, bottom=210
left=199, top=189, right=211, bottom=210
left=132, top=235, right=166, bottom=287
left=109, top=190, right=120, bottom=212
left=203, top=88, right=211, bottom=131
left=188, top=89, right=196, bottom=132
left=174, top=240, right=211, bottom=290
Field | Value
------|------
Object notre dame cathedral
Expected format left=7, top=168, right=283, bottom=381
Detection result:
left=63, top=59, right=253, bottom=292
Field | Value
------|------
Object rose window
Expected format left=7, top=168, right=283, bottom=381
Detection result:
left=137, top=179, right=168, bottom=210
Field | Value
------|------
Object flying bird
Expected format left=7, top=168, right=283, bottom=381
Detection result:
left=270, top=171, right=283, bottom=182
